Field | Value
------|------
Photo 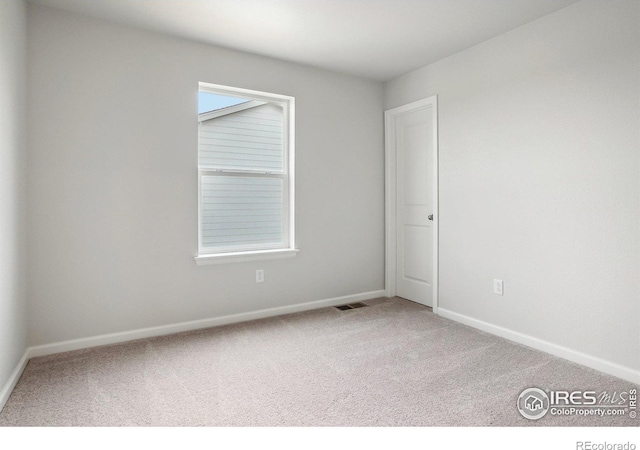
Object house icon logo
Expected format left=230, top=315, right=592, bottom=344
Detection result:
left=517, top=388, right=550, bottom=420
left=525, top=395, right=543, bottom=411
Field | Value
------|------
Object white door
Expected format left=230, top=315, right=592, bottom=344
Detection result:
left=385, top=98, right=438, bottom=308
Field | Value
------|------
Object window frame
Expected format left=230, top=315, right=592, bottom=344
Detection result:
left=195, top=82, right=297, bottom=265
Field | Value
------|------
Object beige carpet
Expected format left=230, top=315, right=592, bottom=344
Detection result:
left=0, top=297, right=637, bottom=426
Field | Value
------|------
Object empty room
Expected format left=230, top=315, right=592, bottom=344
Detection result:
left=0, top=0, right=638, bottom=437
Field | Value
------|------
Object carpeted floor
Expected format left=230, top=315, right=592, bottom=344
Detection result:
left=0, top=297, right=637, bottom=426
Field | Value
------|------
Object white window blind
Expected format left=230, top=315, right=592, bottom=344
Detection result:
left=197, top=83, right=294, bottom=257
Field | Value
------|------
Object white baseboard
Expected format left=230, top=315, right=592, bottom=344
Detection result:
left=0, top=350, right=30, bottom=413
left=28, top=290, right=387, bottom=359
left=437, top=308, right=640, bottom=386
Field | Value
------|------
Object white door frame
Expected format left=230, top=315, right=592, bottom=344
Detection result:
left=384, top=96, right=439, bottom=313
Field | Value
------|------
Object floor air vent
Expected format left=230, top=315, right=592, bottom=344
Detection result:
left=349, top=302, right=368, bottom=309
left=334, top=303, right=368, bottom=311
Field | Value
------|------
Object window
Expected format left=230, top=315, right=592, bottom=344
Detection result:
left=195, top=82, right=297, bottom=264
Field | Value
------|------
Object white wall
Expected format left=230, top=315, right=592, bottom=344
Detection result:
left=27, top=5, right=384, bottom=345
left=385, top=0, right=640, bottom=372
left=0, top=0, right=27, bottom=396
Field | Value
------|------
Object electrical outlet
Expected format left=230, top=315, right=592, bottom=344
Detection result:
left=256, top=269, right=264, bottom=283
left=494, top=279, right=503, bottom=296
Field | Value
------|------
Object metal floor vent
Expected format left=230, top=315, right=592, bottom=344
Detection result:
left=334, top=302, right=368, bottom=311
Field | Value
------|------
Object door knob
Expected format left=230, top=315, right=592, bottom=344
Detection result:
left=428, top=214, right=433, bottom=221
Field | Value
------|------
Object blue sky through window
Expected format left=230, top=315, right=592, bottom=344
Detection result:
left=198, top=91, right=250, bottom=114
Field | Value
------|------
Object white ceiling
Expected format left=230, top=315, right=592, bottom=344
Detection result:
left=29, top=0, right=581, bottom=81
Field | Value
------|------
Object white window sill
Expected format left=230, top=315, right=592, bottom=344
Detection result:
left=194, top=248, right=299, bottom=265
